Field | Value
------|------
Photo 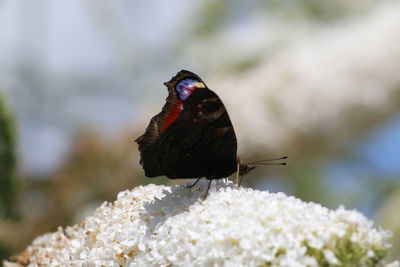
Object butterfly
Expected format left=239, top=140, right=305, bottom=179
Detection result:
left=135, top=70, right=286, bottom=197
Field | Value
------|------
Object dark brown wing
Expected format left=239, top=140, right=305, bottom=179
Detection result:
left=135, top=70, right=238, bottom=179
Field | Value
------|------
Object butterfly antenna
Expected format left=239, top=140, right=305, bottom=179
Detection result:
left=252, top=162, right=287, bottom=166
left=248, top=156, right=288, bottom=165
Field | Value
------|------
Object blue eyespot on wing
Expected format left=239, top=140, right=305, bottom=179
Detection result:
left=175, top=78, right=203, bottom=100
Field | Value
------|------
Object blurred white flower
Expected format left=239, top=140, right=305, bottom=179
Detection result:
left=208, top=2, right=400, bottom=153
left=5, top=180, right=398, bottom=267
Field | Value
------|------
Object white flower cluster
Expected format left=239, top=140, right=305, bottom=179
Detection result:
left=6, top=180, right=398, bottom=267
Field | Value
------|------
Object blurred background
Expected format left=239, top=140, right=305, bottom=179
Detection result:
left=0, top=0, right=399, bottom=263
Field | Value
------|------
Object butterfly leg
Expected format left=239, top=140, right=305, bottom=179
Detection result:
left=186, top=178, right=202, bottom=188
left=235, top=162, right=240, bottom=184
left=238, top=175, right=244, bottom=186
left=203, top=179, right=213, bottom=200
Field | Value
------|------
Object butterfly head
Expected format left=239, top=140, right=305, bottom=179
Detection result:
left=237, top=156, right=287, bottom=185
left=238, top=162, right=256, bottom=176
left=175, top=78, right=205, bottom=100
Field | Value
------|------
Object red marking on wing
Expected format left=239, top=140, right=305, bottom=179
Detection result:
left=162, top=101, right=184, bottom=131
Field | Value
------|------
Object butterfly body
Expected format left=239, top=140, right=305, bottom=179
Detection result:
left=135, top=70, right=252, bottom=181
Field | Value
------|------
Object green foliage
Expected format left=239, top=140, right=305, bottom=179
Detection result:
left=194, top=0, right=229, bottom=36
left=0, top=92, right=17, bottom=219
left=262, top=0, right=367, bottom=21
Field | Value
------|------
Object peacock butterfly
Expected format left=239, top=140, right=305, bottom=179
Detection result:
left=135, top=70, right=286, bottom=197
